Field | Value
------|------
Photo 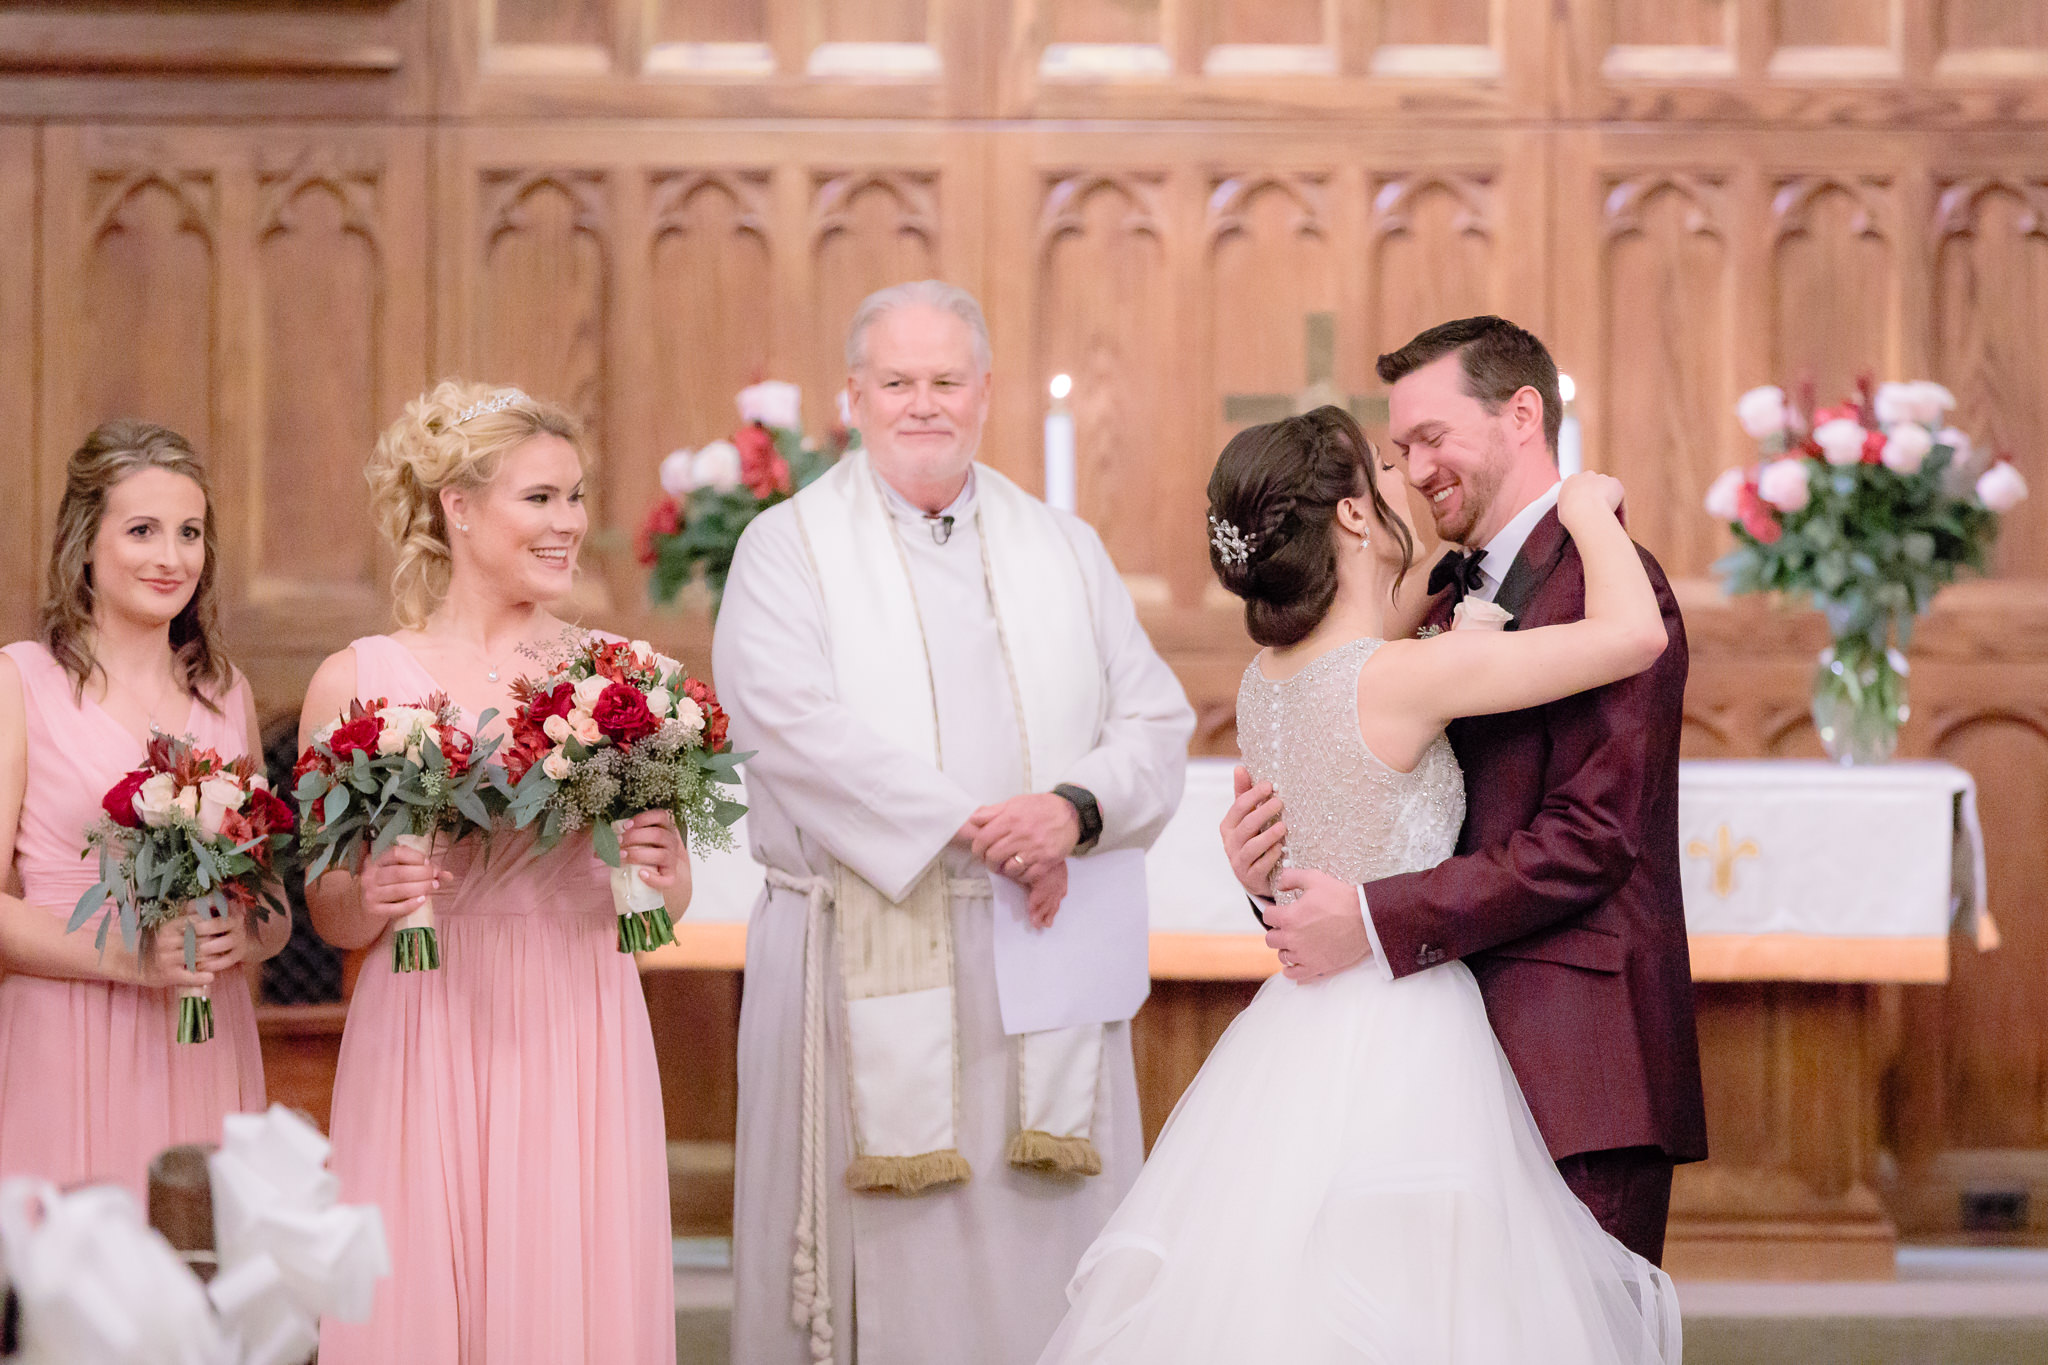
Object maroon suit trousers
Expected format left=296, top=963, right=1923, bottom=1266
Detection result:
left=1555, top=1145, right=1675, bottom=1266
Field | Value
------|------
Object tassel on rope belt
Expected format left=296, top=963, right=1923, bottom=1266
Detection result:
left=763, top=866, right=992, bottom=1364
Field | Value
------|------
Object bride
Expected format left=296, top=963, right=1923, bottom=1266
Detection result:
left=1038, top=406, right=1681, bottom=1364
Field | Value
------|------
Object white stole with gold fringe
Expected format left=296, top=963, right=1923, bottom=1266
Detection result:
left=793, top=449, right=1111, bottom=1192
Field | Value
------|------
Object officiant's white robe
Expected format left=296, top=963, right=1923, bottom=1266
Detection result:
left=714, top=468, right=1194, bottom=1365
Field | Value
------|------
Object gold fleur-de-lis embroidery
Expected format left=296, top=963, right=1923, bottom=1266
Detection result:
left=1687, top=824, right=1760, bottom=898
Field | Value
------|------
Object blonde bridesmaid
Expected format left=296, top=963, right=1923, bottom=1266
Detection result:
left=0, top=420, right=287, bottom=1196
left=309, top=381, right=683, bottom=1365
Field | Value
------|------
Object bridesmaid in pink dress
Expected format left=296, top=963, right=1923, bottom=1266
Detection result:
left=310, top=382, right=684, bottom=1365
left=0, top=420, right=285, bottom=1196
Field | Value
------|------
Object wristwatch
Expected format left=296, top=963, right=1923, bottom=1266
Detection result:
left=1052, top=783, right=1103, bottom=855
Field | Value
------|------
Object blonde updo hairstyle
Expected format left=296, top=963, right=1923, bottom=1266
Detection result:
left=366, top=379, right=585, bottom=629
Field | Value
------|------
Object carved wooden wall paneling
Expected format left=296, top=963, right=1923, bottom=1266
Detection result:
left=35, top=125, right=428, bottom=707
left=0, top=124, right=35, bottom=650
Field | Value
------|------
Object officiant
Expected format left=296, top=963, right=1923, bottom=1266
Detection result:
left=713, top=279, right=1195, bottom=1365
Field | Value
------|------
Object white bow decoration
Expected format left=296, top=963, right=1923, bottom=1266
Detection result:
left=0, top=1178, right=230, bottom=1365
left=206, top=1105, right=390, bottom=1365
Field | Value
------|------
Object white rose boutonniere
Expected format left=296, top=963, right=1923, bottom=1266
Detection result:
left=1451, top=598, right=1514, bottom=632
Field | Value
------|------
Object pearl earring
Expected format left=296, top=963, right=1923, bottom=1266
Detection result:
left=455, top=521, right=469, bottom=532
left=1359, top=531, right=1371, bottom=550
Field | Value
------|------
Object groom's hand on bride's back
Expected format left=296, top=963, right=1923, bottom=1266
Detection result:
left=1222, top=765, right=1287, bottom=898
left=1264, top=868, right=1374, bottom=982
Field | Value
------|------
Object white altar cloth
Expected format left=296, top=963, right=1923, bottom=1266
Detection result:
left=645, top=759, right=1990, bottom=983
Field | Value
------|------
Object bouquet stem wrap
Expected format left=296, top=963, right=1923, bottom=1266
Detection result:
left=610, top=820, right=674, bottom=953
left=173, top=983, right=213, bottom=1045
left=391, top=833, right=441, bottom=973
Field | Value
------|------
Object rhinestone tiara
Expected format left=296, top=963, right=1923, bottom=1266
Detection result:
left=452, top=389, right=529, bottom=426
left=1209, top=515, right=1257, bottom=568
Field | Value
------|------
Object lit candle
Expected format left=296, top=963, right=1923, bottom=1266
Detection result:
left=1557, top=373, right=1582, bottom=477
left=1045, top=374, right=1076, bottom=511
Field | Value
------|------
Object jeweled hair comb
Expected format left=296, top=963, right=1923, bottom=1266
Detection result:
left=452, top=389, right=529, bottom=426
left=1209, top=515, right=1257, bottom=567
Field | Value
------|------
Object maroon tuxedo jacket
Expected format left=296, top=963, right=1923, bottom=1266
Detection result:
left=1364, top=508, right=1709, bottom=1165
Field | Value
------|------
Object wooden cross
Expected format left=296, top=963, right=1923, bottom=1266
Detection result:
left=1222, top=313, right=1387, bottom=428
left=1687, top=824, right=1760, bottom=899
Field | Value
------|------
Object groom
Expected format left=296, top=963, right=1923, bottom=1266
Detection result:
left=1222, top=315, right=1707, bottom=1263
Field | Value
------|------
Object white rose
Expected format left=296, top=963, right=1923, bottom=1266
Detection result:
left=1757, top=458, right=1812, bottom=513
left=658, top=447, right=698, bottom=498
left=572, top=675, right=609, bottom=709
left=248, top=774, right=269, bottom=793
left=1880, top=424, right=1934, bottom=475
left=628, top=640, right=655, bottom=666
left=376, top=716, right=410, bottom=756
left=1936, top=426, right=1973, bottom=467
left=1977, top=461, right=2029, bottom=513
left=1735, top=386, right=1788, bottom=440
left=542, top=714, right=571, bottom=743
left=1910, top=381, right=1956, bottom=425
left=571, top=712, right=602, bottom=746
left=541, top=750, right=572, bottom=781
left=672, top=695, right=705, bottom=737
left=195, top=775, right=244, bottom=840
left=135, top=772, right=180, bottom=827
left=1451, top=598, right=1514, bottom=632
left=737, top=380, right=803, bottom=432
left=1703, top=467, right=1747, bottom=521
left=692, top=441, right=743, bottom=493
left=645, top=687, right=673, bottom=717
left=173, top=786, right=200, bottom=822
left=1873, top=382, right=1917, bottom=428
left=1814, top=417, right=1868, bottom=467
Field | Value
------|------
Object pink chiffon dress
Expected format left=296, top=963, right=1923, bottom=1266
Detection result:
left=318, top=634, right=675, bottom=1365
left=0, top=640, right=267, bottom=1197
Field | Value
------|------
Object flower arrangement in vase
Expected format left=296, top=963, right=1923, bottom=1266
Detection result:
left=1705, top=377, right=2028, bottom=763
left=638, top=381, right=852, bottom=612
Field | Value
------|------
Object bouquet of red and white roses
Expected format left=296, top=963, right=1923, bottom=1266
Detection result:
left=1706, top=375, right=2029, bottom=761
left=292, top=695, right=504, bottom=972
left=500, top=637, right=746, bottom=953
left=72, top=733, right=295, bottom=1042
left=638, top=381, right=848, bottom=612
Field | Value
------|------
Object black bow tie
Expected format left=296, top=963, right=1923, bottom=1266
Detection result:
left=1428, top=548, right=1487, bottom=601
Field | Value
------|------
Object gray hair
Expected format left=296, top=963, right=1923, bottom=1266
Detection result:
left=844, top=280, right=993, bottom=374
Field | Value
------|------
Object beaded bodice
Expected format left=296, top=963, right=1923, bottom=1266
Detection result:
left=1236, top=636, right=1465, bottom=885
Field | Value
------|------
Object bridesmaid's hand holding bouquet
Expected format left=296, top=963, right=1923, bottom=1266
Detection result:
left=292, top=694, right=504, bottom=973
left=72, top=732, right=295, bottom=1043
left=500, top=637, right=746, bottom=953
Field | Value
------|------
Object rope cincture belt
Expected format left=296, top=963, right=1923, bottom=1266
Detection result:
left=764, top=866, right=993, bottom=1364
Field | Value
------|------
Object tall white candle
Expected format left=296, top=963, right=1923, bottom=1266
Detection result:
left=1045, top=374, right=1076, bottom=512
left=1557, top=373, right=1583, bottom=476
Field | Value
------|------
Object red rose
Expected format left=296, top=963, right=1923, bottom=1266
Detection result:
left=527, top=681, right=575, bottom=726
left=437, top=725, right=474, bottom=776
left=291, top=745, right=332, bottom=786
left=592, top=682, right=659, bottom=744
left=683, top=677, right=730, bottom=750
left=1860, top=428, right=1886, bottom=464
left=636, top=497, right=681, bottom=567
left=102, top=766, right=151, bottom=828
left=1735, top=479, right=1783, bottom=545
left=247, top=786, right=298, bottom=837
left=736, top=424, right=792, bottom=500
left=327, top=713, right=383, bottom=763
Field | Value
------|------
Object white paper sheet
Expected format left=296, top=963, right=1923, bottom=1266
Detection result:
left=989, top=847, right=1152, bottom=1036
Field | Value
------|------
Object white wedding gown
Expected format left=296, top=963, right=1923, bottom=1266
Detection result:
left=1038, top=637, right=1681, bottom=1365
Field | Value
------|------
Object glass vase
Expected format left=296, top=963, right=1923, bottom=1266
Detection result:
left=1811, top=634, right=1909, bottom=765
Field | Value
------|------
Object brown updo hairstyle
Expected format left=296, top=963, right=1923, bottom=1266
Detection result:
left=1206, top=405, right=1415, bottom=648
left=364, top=380, right=584, bottom=629
left=39, top=419, right=234, bottom=709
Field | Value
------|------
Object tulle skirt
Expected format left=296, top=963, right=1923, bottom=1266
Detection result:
left=1039, top=960, right=1680, bottom=1365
